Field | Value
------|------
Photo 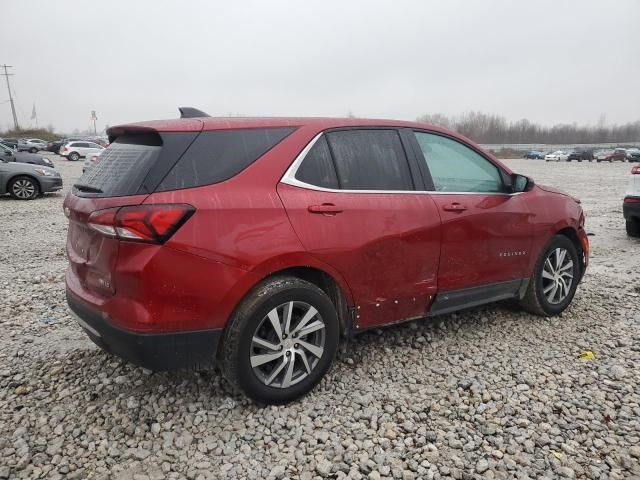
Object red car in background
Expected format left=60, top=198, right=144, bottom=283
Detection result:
left=596, top=148, right=627, bottom=162
left=64, top=109, right=589, bottom=404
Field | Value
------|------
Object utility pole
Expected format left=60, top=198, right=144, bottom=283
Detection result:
left=1, top=64, right=19, bottom=130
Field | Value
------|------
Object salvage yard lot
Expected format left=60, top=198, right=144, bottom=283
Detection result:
left=0, top=156, right=638, bottom=479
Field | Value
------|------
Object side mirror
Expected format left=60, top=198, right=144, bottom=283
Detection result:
left=511, top=173, right=534, bottom=193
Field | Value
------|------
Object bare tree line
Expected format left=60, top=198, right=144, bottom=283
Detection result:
left=417, top=112, right=640, bottom=144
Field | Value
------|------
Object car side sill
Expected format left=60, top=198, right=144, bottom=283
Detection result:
left=429, top=279, right=526, bottom=317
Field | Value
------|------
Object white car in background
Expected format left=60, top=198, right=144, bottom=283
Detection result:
left=83, top=151, right=102, bottom=173
left=59, top=141, right=104, bottom=161
left=544, top=151, right=569, bottom=162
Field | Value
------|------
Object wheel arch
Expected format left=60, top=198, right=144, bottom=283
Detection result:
left=555, top=226, right=586, bottom=279
left=226, top=253, right=355, bottom=338
left=252, top=265, right=355, bottom=337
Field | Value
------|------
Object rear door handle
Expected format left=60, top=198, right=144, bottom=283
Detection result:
left=442, top=202, right=467, bottom=212
left=308, top=203, right=343, bottom=215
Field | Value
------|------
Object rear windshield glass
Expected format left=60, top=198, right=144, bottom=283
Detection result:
left=75, top=134, right=161, bottom=197
left=156, top=127, right=295, bottom=191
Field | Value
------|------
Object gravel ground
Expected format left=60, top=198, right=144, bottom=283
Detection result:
left=0, top=156, right=638, bottom=480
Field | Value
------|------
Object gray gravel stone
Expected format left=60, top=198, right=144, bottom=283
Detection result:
left=0, top=157, right=638, bottom=479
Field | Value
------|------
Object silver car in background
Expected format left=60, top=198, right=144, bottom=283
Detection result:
left=0, top=157, right=62, bottom=199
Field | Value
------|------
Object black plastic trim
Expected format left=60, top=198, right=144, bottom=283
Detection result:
left=179, top=107, right=211, bottom=118
left=429, top=279, right=525, bottom=316
left=67, top=290, right=221, bottom=371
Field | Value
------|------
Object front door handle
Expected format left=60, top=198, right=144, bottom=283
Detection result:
left=442, top=202, right=467, bottom=212
left=308, top=203, right=343, bottom=215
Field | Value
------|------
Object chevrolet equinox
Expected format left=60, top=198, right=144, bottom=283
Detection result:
left=64, top=108, right=589, bottom=404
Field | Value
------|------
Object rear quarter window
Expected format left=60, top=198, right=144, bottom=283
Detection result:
left=157, top=127, right=295, bottom=191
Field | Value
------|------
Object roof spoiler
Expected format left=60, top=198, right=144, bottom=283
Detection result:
left=179, top=107, right=211, bottom=119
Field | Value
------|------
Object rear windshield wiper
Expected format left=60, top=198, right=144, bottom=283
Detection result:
left=73, top=183, right=103, bottom=193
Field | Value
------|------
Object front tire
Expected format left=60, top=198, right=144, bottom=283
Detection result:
left=627, top=218, right=640, bottom=237
left=9, top=176, right=40, bottom=200
left=520, top=235, right=580, bottom=316
left=219, top=276, right=339, bottom=404
left=29, top=147, right=38, bottom=153
left=68, top=152, right=80, bottom=161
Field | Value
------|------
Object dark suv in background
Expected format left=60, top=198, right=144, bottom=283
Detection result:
left=567, top=149, right=594, bottom=162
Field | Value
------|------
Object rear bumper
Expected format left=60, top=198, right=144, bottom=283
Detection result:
left=67, top=289, right=222, bottom=371
left=623, top=198, right=640, bottom=220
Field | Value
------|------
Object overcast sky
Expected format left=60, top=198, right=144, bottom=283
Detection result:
left=2, top=0, right=639, bottom=133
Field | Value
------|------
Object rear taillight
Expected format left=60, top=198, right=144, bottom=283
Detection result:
left=624, top=197, right=640, bottom=204
left=631, top=166, right=640, bottom=175
left=88, top=204, right=195, bottom=244
left=63, top=146, right=68, bottom=151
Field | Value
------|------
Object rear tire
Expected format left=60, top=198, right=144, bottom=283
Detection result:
left=68, top=152, right=80, bottom=161
left=219, top=276, right=339, bottom=405
left=520, top=235, right=580, bottom=316
left=29, top=147, right=37, bottom=153
left=627, top=218, right=640, bottom=238
left=8, top=176, right=40, bottom=200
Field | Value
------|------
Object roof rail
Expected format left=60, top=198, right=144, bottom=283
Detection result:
left=178, top=107, right=211, bottom=119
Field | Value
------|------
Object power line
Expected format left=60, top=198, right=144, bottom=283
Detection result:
left=0, top=64, right=19, bottom=130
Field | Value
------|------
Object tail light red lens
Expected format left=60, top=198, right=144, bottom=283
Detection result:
left=631, top=166, right=640, bottom=175
left=88, top=204, right=195, bottom=244
left=63, top=146, right=68, bottom=151
left=624, top=197, right=640, bottom=204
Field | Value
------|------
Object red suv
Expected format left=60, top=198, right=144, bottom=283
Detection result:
left=64, top=110, right=589, bottom=404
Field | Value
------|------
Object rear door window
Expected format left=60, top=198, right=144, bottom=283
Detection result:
left=325, top=129, right=414, bottom=191
left=157, top=127, right=295, bottom=191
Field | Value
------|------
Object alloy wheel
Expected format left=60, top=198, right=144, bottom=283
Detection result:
left=541, top=247, right=574, bottom=304
left=12, top=179, right=36, bottom=199
left=250, top=301, right=326, bottom=388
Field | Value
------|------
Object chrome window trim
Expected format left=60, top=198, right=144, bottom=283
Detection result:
left=280, top=132, right=520, bottom=196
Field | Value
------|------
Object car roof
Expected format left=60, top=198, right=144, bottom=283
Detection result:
left=109, top=116, right=452, bottom=134
left=106, top=115, right=512, bottom=174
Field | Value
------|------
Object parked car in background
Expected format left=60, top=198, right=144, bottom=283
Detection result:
left=0, top=155, right=62, bottom=199
left=596, top=149, right=627, bottom=162
left=524, top=150, right=544, bottom=159
left=626, top=148, right=640, bottom=162
left=64, top=112, right=589, bottom=404
left=545, top=151, right=569, bottom=162
left=0, top=138, right=18, bottom=150
left=0, top=142, right=55, bottom=168
left=20, top=139, right=48, bottom=153
left=59, top=141, right=105, bottom=161
left=567, top=149, right=594, bottom=162
left=83, top=151, right=102, bottom=172
left=46, top=138, right=81, bottom=153
left=624, top=165, right=640, bottom=237
left=2, top=138, right=28, bottom=151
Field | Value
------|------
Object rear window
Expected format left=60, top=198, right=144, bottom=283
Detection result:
left=75, top=134, right=162, bottom=197
left=157, top=127, right=295, bottom=191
